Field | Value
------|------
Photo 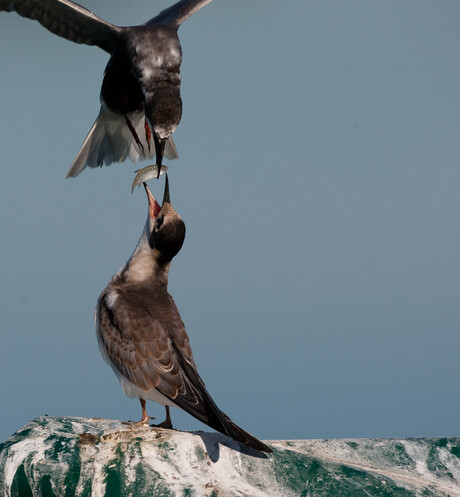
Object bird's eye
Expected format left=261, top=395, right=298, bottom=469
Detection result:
left=156, top=216, right=164, bottom=229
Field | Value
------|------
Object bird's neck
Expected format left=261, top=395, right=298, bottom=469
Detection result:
left=123, top=249, right=170, bottom=288
left=122, top=229, right=171, bottom=288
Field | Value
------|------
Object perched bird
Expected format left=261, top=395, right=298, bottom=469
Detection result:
left=96, top=176, right=272, bottom=453
left=0, top=0, right=214, bottom=177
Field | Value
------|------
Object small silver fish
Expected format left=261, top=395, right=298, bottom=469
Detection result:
left=131, top=165, right=168, bottom=192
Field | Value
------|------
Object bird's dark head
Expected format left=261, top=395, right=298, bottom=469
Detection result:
left=144, top=175, right=185, bottom=263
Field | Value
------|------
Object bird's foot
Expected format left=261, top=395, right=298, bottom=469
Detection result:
left=127, top=415, right=155, bottom=427
left=126, top=398, right=155, bottom=426
left=153, top=406, right=173, bottom=429
left=154, top=418, right=173, bottom=429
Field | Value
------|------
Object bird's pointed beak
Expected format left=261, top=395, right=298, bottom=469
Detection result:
left=144, top=182, right=161, bottom=219
left=162, top=174, right=171, bottom=205
left=154, top=136, right=166, bottom=179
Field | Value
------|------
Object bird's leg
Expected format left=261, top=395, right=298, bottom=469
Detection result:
left=129, top=398, right=154, bottom=426
left=156, top=406, right=173, bottom=429
left=140, top=398, right=153, bottom=424
left=144, top=119, right=152, bottom=153
left=124, top=116, right=145, bottom=154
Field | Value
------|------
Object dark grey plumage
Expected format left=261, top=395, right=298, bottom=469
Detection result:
left=0, top=0, right=213, bottom=176
left=95, top=176, right=272, bottom=453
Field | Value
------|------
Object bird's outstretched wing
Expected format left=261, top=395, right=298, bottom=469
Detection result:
left=97, top=287, right=272, bottom=453
left=146, top=0, right=213, bottom=29
left=0, top=0, right=120, bottom=52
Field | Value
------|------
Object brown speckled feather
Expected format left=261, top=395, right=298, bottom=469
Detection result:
left=97, top=281, right=198, bottom=402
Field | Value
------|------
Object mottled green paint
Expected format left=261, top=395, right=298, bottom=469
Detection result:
left=194, top=444, right=206, bottom=462
left=346, top=441, right=359, bottom=449
left=78, top=479, right=93, bottom=497
left=11, top=464, right=33, bottom=497
left=2, top=417, right=460, bottom=497
left=300, top=464, right=413, bottom=497
left=426, top=441, right=454, bottom=480
left=64, top=441, right=82, bottom=497
left=392, top=443, right=415, bottom=469
left=103, top=446, right=124, bottom=497
left=39, top=475, right=57, bottom=497
left=271, top=447, right=311, bottom=494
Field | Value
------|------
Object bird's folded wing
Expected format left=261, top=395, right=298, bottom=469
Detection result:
left=0, top=0, right=120, bottom=52
left=146, top=0, right=213, bottom=29
left=161, top=297, right=240, bottom=433
left=97, top=292, right=203, bottom=406
left=98, top=291, right=272, bottom=451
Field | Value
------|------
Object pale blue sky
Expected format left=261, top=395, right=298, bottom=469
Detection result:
left=1, top=0, right=460, bottom=443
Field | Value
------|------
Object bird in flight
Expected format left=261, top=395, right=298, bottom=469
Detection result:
left=0, top=0, right=214, bottom=178
left=96, top=176, right=272, bottom=453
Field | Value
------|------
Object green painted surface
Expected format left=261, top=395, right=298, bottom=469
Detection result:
left=1, top=417, right=459, bottom=496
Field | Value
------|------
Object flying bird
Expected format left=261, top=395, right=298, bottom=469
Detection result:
left=0, top=0, right=214, bottom=177
left=96, top=176, right=272, bottom=453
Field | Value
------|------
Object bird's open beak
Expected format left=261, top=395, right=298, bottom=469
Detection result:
left=144, top=174, right=170, bottom=218
left=144, top=182, right=161, bottom=219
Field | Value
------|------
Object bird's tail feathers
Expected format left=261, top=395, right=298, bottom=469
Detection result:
left=66, top=109, right=177, bottom=178
left=210, top=408, right=273, bottom=453
left=175, top=361, right=272, bottom=452
left=164, top=135, right=178, bottom=160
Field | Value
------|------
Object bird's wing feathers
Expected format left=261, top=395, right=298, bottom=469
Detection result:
left=98, top=289, right=230, bottom=424
left=98, top=292, right=187, bottom=398
left=98, top=285, right=272, bottom=453
left=0, top=0, right=119, bottom=52
left=146, top=0, right=213, bottom=29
